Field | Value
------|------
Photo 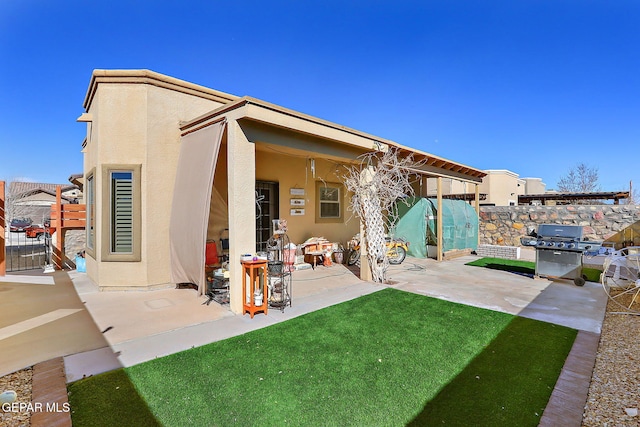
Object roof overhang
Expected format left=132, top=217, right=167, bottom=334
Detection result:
left=180, top=96, right=486, bottom=184
left=69, top=173, right=84, bottom=191
left=82, top=69, right=239, bottom=111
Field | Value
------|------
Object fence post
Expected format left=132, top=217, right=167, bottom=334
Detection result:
left=0, top=181, right=5, bottom=276
left=52, top=185, right=65, bottom=270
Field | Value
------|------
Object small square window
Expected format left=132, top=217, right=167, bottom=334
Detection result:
left=316, top=182, right=343, bottom=223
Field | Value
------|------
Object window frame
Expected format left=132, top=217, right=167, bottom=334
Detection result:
left=85, top=168, right=96, bottom=258
left=315, top=181, right=343, bottom=223
left=100, top=164, right=141, bottom=262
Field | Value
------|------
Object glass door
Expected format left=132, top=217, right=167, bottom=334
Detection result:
left=255, top=181, right=279, bottom=253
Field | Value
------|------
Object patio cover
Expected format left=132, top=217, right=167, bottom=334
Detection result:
left=170, top=120, right=226, bottom=295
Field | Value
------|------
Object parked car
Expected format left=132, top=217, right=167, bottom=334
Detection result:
left=25, top=222, right=55, bottom=240
left=9, top=217, right=33, bottom=232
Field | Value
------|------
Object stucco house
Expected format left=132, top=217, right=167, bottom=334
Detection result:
left=477, top=170, right=547, bottom=206
left=7, top=181, right=80, bottom=223
left=78, top=69, right=486, bottom=314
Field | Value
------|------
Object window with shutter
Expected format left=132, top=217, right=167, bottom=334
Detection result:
left=110, top=171, right=133, bottom=254
left=100, top=164, right=141, bottom=262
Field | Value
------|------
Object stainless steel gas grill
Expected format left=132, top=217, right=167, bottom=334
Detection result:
left=531, top=224, right=600, bottom=286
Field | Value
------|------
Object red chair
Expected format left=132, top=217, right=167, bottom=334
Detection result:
left=205, top=242, right=220, bottom=271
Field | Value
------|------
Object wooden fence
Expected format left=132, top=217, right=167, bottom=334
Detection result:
left=0, top=183, right=86, bottom=274
left=50, top=186, right=86, bottom=270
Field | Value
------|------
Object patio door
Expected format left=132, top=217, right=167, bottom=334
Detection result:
left=255, top=181, right=279, bottom=253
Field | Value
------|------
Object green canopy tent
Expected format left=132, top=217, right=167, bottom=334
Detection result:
left=394, top=197, right=478, bottom=258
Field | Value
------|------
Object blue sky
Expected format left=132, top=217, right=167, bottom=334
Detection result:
left=1, top=1, right=638, bottom=193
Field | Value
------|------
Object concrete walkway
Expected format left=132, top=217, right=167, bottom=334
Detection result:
left=64, top=265, right=382, bottom=381
left=387, top=256, right=607, bottom=333
left=1, top=256, right=607, bottom=381
left=59, top=254, right=607, bottom=381
left=0, top=271, right=109, bottom=378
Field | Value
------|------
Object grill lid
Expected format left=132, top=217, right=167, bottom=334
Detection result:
left=536, top=224, right=583, bottom=241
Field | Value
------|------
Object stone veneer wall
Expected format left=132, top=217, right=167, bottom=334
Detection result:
left=55, top=229, right=85, bottom=267
left=479, top=205, right=640, bottom=247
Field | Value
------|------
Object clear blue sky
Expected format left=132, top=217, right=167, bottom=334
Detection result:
left=1, top=1, right=638, bottom=193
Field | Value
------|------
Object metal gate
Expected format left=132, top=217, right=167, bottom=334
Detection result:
left=4, top=231, right=52, bottom=272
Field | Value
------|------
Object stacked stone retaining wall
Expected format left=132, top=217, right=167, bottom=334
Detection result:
left=479, top=205, right=640, bottom=247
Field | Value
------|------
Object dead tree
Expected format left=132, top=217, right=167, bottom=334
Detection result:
left=5, top=182, right=31, bottom=223
left=342, top=148, right=421, bottom=283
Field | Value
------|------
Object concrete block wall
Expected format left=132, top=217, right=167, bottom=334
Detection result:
left=476, top=244, right=521, bottom=260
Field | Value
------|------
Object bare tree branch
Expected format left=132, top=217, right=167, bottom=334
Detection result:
left=557, top=163, right=600, bottom=193
left=341, top=148, right=423, bottom=283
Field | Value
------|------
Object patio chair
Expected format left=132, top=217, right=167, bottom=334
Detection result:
left=205, top=241, right=220, bottom=272
left=204, top=241, right=230, bottom=305
left=219, top=228, right=230, bottom=262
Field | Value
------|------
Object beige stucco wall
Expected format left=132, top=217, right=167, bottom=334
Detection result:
left=424, top=177, right=474, bottom=196
left=523, top=177, right=546, bottom=195
left=82, top=81, right=228, bottom=290
left=208, top=146, right=360, bottom=250
left=254, top=150, right=359, bottom=246
left=478, top=170, right=521, bottom=206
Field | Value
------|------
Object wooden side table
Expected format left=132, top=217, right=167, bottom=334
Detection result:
left=241, top=260, right=268, bottom=318
left=304, top=251, right=325, bottom=269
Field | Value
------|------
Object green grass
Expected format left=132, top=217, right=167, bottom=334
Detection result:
left=466, top=257, right=536, bottom=275
left=467, top=257, right=603, bottom=282
left=68, top=288, right=576, bottom=426
left=582, top=267, right=602, bottom=282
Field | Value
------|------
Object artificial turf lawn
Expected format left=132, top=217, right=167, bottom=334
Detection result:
left=466, top=257, right=602, bottom=282
left=465, top=257, right=536, bottom=275
left=67, top=288, right=577, bottom=426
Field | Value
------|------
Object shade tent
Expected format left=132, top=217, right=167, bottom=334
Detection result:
left=169, top=120, right=226, bottom=296
left=394, top=197, right=478, bottom=258
left=208, top=186, right=229, bottom=246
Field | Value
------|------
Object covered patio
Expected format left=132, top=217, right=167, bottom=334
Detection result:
left=171, top=96, right=486, bottom=314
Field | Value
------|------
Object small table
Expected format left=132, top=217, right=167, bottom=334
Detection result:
left=304, top=251, right=325, bottom=269
left=241, top=260, right=268, bottom=318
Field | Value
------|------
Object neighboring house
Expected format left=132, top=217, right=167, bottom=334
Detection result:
left=477, top=170, right=548, bottom=206
left=424, top=177, right=486, bottom=203
left=7, top=181, right=80, bottom=223
left=68, top=173, right=85, bottom=193
left=77, top=69, right=487, bottom=314
left=522, top=177, right=546, bottom=195
left=423, top=172, right=546, bottom=206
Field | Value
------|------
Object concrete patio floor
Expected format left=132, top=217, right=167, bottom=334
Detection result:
left=1, top=253, right=610, bottom=427
left=1, top=252, right=607, bottom=384
left=387, top=255, right=607, bottom=334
